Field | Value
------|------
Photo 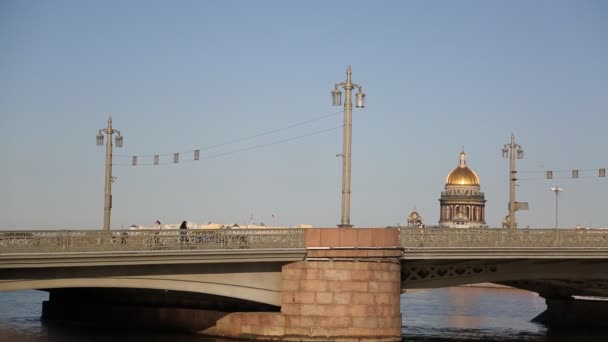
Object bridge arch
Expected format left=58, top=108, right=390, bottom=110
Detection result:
left=0, top=262, right=286, bottom=306
left=2, top=276, right=282, bottom=306
left=402, top=259, right=608, bottom=297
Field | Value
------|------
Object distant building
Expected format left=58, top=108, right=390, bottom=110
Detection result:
left=439, top=149, right=487, bottom=228
left=406, top=208, right=425, bottom=228
left=131, top=222, right=311, bottom=230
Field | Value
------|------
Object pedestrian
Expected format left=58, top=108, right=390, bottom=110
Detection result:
left=179, top=220, right=188, bottom=244
left=153, top=220, right=162, bottom=246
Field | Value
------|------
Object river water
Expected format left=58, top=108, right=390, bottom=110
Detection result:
left=0, top=287, right=605, bottom=341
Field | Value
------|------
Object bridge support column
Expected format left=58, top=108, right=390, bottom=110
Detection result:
left=533, top=297, right=608, bottom=329
left=209, top=228, right=402, bottom=341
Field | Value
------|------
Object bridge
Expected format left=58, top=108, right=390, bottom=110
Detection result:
left=2, top=227, right=608, bottom=340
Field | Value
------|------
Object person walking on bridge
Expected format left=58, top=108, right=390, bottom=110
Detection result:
left=153, top=220, right=162, bottom=246
left=179, top=221, right=188, bottom=245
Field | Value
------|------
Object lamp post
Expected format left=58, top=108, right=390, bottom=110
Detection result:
left=97, top=117, right=123, bottom=231
left=502, top=133, right=524, bottom=229
left=550, top=186, right=563, bottom=229
left=331, top=65, right=366, bottom=228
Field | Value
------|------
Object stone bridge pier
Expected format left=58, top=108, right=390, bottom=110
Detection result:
left=534, top=297, right=608, bottom=329
left=504, top=280, right=608, bottom=330
left=208, top=228, right=402, bottom=341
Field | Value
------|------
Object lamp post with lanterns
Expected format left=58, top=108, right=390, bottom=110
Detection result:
left=331, top=66, right=366, bottom=228
left=97, top=117, right=123, bottom=231
left=502, top=133, right=524, bottom=229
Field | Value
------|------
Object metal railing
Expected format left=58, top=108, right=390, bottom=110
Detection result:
left=3, top=227, right=608, bottom=254
left=0, top=229, right=305, bottom=253
left=399, top=227, right=608, bottom=248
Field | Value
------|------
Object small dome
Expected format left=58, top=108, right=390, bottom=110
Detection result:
left=407, top=207, right=424, bottom=228
left=408, top=211, right=420, bottom=220
left=445, top=150, right=480, bottom=186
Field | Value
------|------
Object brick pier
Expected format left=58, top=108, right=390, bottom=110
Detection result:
left=209, top=228, right=402, bottom=341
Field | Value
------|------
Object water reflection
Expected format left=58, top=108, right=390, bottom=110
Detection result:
left=402, top=287, right=548, bottom=341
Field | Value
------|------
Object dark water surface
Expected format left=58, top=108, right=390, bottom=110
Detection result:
left=0, top=287, right=605, bottom=341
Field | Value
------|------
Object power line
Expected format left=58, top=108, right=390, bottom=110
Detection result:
left=518, top=168, right=606, bottom=181
left=203, top=125, right=342, bottom=160
left=199, top=110, right=342, bottom=152
left=520, top=168, right=603, bottom=173
left=114, top=109, right=342, bottom=158
left=114, top=125, right=342, bottom=166
left=519, top=176, right=604, bottom=181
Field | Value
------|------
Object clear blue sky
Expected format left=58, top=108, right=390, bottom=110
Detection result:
left=1, top=0, right=606, bottom=229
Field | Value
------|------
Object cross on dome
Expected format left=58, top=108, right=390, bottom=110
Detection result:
left=459, top=147, right=467, bottom=168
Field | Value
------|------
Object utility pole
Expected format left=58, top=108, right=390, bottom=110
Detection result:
left=502, top=133, right=524, bottom=229
left=331, top=66, right=366, bottom=228
left=97, top=117, right=123, bottom=231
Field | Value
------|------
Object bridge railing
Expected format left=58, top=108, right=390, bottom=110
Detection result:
left=399, top=227, right=608, bottom=248
left=0, top=229, right=305, bottom=253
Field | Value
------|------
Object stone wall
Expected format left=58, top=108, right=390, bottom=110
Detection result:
left=208, top=228, right=403, bottom=341
left=280, top=259, right=401, bottom=340
left=304, top=228, right=400, bottom=248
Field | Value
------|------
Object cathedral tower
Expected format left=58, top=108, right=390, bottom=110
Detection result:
left=439, top=149, right=487, bottom=228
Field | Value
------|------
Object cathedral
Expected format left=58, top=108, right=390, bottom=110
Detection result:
left=439, top=149, right=487, bottom=228
left=406, top=149, right=487, bottom=228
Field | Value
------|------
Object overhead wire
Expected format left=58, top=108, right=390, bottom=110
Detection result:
left=518, top=176, right=603, bottom=181
left=518, top=169, right=606, bottom=182
left=114, top=109, right=342, bottom=159
left=114, top=126, right=342, bottom=166
left=113, top=110, right=344, bottom=166
left=519, top=168, right=602, bottom=174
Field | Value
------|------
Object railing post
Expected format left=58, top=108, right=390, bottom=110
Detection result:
left=64, top=231, right=70, bottom=252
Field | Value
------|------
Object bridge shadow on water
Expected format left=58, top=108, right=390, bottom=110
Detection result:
left=23, top=319, right=608, bottom=342
left=2, top=288, right=608, bottom=342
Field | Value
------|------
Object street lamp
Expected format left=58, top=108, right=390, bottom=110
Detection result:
left=502, top=133, right=524, bottom=229
left=331, top=65, right=366, bottom=228
left=97, top=117, right=123, bottom=231
left=550, top=186, right=563, bottom=229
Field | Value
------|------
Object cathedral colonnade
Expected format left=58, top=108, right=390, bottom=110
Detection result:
left=441, top=205, right=485, bottom=222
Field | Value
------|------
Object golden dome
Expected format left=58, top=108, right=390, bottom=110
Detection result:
left=445, top=150, right=480, bottom=186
